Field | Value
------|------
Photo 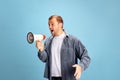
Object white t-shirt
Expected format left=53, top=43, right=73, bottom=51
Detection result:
left=51, top=32, right=65, bottom=77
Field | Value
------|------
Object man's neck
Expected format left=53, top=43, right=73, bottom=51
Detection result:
left=55, top=29, right=64, bottom=36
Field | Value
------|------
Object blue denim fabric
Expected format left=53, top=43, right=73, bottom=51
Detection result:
left=38, top=33, right=91, bottom=80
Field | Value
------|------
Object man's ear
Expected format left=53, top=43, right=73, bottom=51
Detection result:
left=59, top=23, right=63, bottom=28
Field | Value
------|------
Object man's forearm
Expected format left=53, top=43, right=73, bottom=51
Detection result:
left=38, top=50, right=48, bottom=62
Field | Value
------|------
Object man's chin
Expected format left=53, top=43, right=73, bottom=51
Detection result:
left=51, top=33, right=55, bottom=36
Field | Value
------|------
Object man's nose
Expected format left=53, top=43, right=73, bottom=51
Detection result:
left=49, top=25, right=52, bottom=29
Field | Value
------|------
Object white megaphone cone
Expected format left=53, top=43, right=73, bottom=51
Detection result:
left=27, top=32, right=46, bottom=44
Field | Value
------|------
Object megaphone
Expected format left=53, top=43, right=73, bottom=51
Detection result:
left=27, top=32, right=46, bottom=44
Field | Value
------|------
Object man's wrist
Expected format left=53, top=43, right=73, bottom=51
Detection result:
left=39, top=48, right=44, bottom=52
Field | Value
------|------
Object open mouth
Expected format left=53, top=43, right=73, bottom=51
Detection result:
left=51, top=30, right=54, bottom=33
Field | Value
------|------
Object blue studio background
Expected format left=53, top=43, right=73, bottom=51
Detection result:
left=0, top=0, right=120, bottom=80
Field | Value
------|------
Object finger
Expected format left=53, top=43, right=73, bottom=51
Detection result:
left=77, top=70, right=82, bottom=80
left=72, top=64, right=77, bottom=77
left=36, top=41, right=38, bottom=47
left=72, top=64, right=77, bottom=68
left=36, top=41, right=41, bottom=48
left=76, top=73, right=80, bottom=79
left=36, top=40, right=39, bottom=42
left=75, top=75, right=79, bottom=80
left=74, top=70, right=78, bottom=77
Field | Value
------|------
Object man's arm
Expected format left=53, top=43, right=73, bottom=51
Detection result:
left=73, top=39, right=91, bottom=79
left=75, top=39, right=91, bottom=71
left=36, top=41, right=48, bottom=62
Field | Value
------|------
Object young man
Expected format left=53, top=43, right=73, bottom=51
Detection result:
left=36, top=15, right=91, bottom=80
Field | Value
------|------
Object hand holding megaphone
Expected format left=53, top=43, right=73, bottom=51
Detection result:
left=27, top=32, right=46, bottom=44
left=36, top=40, right=44, bottom=51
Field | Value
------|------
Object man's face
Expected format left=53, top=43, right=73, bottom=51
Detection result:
left=48, top=18, right=60, bottom=36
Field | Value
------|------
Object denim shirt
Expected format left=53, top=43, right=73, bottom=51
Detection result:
left=38, top=33, right=91, bottom=80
